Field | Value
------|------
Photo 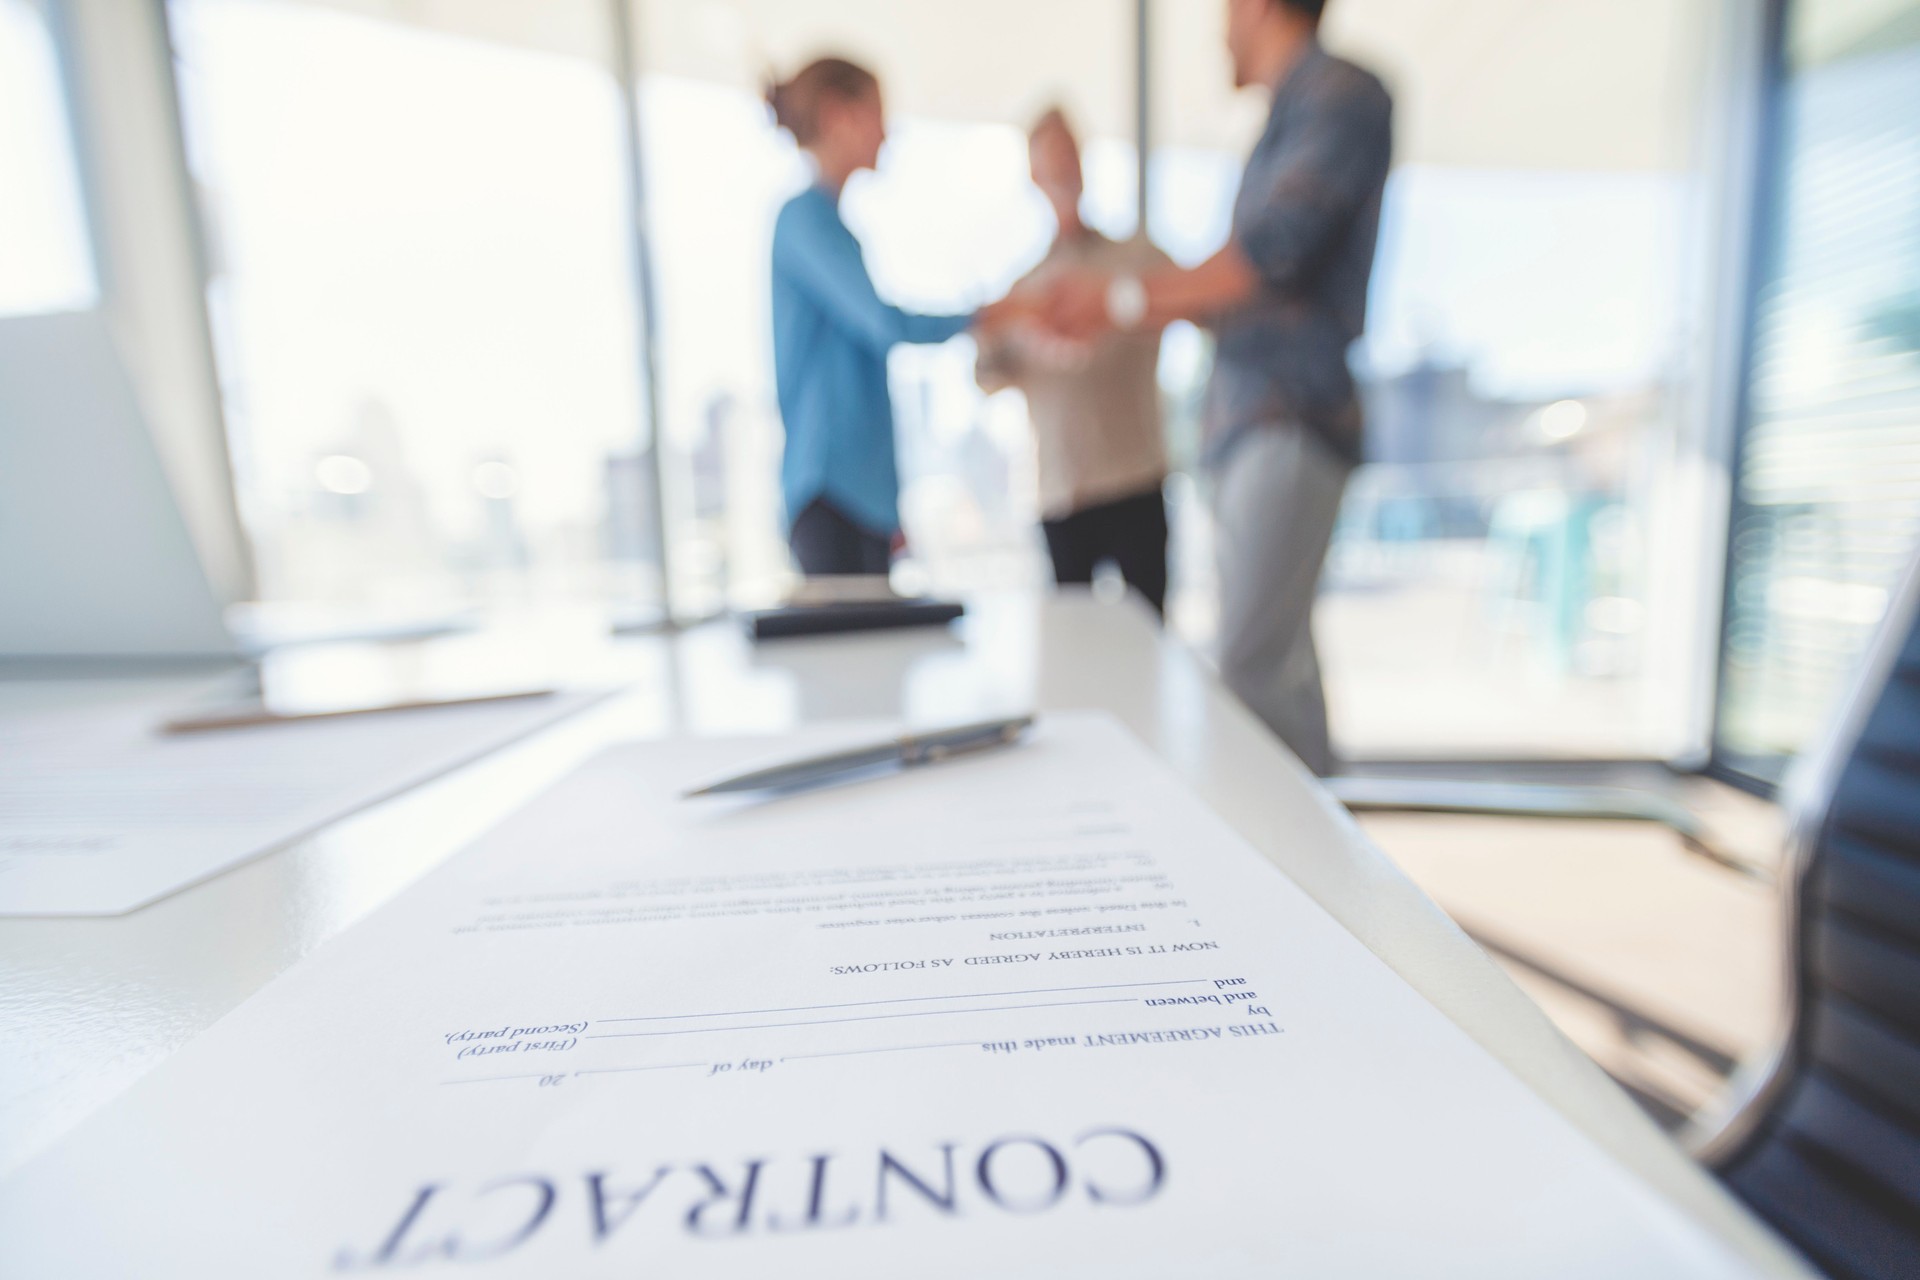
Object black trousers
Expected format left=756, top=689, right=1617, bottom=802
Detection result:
left=1041, top=484, right=1169, bottom=616
left=789, top=498, right=891, bottom=577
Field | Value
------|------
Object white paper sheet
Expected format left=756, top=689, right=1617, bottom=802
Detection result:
left=0, top=714, right=1758, bottom=1276
left=0, top=688, right=610, bottom=916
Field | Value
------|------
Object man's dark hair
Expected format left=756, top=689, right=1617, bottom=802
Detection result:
left=1275, top=0, right=1328, bottom=21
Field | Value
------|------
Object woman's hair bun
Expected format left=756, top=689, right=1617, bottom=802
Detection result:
left=763, top=75, right=790, bottom=132
left=763, top=56, right=877, bottom=146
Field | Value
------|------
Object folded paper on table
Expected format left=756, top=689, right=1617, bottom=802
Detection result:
left=0, top=686, right=612, bottom=916
left=0, top=713, right=1758, bottom=1277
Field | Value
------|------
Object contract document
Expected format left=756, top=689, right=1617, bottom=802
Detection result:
left=0, top=687, right=609, bottom=916
left=0, top=714, right=1756, bottom=1277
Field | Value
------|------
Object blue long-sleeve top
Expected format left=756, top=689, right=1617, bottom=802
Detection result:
left=771, top=184, right=974, bottom=536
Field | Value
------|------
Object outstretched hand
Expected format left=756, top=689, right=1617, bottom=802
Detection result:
left=974, top=271, right=1117, bottom=348
left=1036, top=268, right=1115, bottom=343
left=974, top=290, right=1041, bottom=336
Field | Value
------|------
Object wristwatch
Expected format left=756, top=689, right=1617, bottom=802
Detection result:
left=1104, top=274, right=1149, bottom=330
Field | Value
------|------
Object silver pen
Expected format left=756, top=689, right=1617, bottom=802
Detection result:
left=683, top=715, right=1035, bottom=797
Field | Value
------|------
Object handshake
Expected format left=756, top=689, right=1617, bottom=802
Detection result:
left=974, top=268, right=1146, bottom=346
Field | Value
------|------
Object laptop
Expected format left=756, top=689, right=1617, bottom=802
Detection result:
left=0, top=311, right=234, bottom=659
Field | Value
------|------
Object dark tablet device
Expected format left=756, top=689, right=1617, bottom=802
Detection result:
left=744, top=599, right=965, bottom=640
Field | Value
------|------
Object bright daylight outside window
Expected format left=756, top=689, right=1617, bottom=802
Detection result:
left=0, top=0, right=98, bottom=317
left=167, top=0, right=658, bottom=621
left=1155, top=0, right=1738, bottom=761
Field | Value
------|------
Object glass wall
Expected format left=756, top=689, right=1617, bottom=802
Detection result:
left=150, top=0, right=1834, bottom=781
left=1154, top=0, right=1736, bottom=761
left=1717, top=0, right=1920, bottom=780
left=166, top=0, right=660, bottom=619
left=161, top=0, right=1149, bottom=623
left=0, top=0, right=97, bottom=317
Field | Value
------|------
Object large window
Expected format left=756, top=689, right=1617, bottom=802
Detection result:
left=0, top=0, right=97, bottom=317
left=1153, top=0, right=1740, bottom=761
left=1717, top=0, right=1920, bottom=780
left=167, top=0, right=660, bottom=616
left=152, top=0, right=1860, bottom=784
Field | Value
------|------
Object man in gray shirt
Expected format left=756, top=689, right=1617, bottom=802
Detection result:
left=1043, top=0, right=1391, bottom=774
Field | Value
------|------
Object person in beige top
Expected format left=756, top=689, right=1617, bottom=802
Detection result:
left=978, top=108, right=1172, bottom=615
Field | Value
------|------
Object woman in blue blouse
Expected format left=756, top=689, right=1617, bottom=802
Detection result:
left=766, top=58, right=1014, bottom=576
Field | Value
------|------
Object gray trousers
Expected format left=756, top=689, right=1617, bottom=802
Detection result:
left=1209, top=424, right=1352, bottom=777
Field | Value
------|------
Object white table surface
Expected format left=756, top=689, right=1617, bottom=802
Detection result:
left=0, top=591, right=1806, bottom=1275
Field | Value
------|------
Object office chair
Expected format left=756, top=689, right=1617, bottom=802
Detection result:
left=1685, top=546, right=1920, bottom=1280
